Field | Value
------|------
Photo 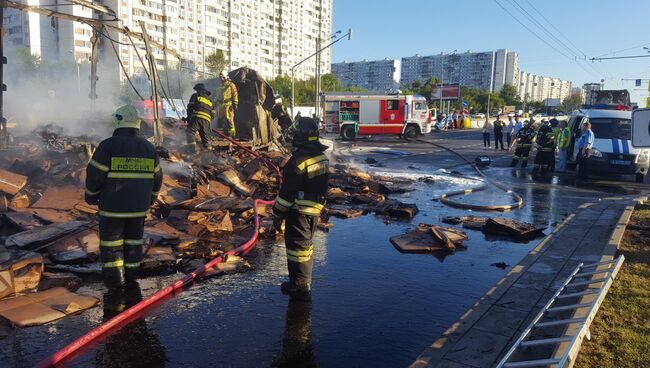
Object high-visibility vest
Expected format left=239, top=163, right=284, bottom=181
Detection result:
left=558, top=127, right=571, bottom=149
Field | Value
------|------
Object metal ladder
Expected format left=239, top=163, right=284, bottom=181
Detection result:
left=495, top=255, right=625, bottom=368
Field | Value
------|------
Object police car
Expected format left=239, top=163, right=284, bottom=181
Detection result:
left=567, top=108, right=649, bottom=183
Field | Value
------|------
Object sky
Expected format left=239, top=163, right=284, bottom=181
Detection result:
left=331, top=0, right=650, bottom=104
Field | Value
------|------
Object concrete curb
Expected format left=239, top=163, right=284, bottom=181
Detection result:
left=411, top=196, right=641, bottom=368
left=599, top=196, right=647, bottom=261
left=411, top=211, right=577, bottom=368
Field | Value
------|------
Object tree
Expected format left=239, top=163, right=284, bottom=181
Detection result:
left=320, top=73, right=342, bottom=92
left=205, top=50, right=228, bottom=75
left=10, top=48, right=41, bottom=74
left=561, top=93, right=583, bottom=112
left=499, top=84, right=520, bottom=106
left=268, top=74, right=367, bottom=106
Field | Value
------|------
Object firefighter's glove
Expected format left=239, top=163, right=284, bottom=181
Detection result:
left=85, top=192, right=99, bottom=205
left=272, top=215, right=284, bottom=233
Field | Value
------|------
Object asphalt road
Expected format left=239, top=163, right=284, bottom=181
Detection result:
left=3, top=129, right=647, bottom=368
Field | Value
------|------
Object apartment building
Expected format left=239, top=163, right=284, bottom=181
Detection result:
left=104, top=0, right=332, bottom=81
left=3, top=1, right=94, bottom=63
left=519, top=71, right=572, bottom=103
left=399, top=49, right=519, bottom=92
left=4, top=0, right=333, bottom=87
left=330, top=58, right=400, bottom=91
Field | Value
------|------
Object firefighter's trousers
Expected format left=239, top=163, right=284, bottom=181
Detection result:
left=186, top=117, right=211, bottom=148
left=532, top=148, right=554, bottom=175
left=99, top=216, right=145, bottom=287
left=510, top=144, right=532, bottom=167
left=285, top=211, right=317, bottom=287
left=223, top=103, right=236, bottom=137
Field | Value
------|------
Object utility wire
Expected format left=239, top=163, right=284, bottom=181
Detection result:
left=523, top=0, right=586, bottom=58
left=126, top=32, right=152, bottom=81
left=493, top=0, right=573, bottom=60
left=594, top=41, right=650, bottom=58
left=507, top=0, right=601, bottom=80
left=509, top=0, right=579, bottom=60
left=107, top=37, right=145, bottom=101
left=87, top=23, right=130, bottom=46
left=495, top=0, right=603, bottom=80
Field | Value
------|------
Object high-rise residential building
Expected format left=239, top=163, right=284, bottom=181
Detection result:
left=505, top=51, right=520, bottom=90
left=571, top=87, right=585, bottom=103
left=105, top=0, right=333, bottom=83
left=331, top=58, right=400, bottom=91
left=4, top=0, right=333, bottom=86
left=3, top=1, right=95, bottom=63
left=519, top=71, right=572, bottom=103
left=398, top=49, right=519, bottom=92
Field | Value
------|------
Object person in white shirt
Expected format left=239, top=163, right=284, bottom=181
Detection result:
left=512, top=115, right=523, bottom=147
left=506, top=116, right=515, bottom=150
left=482, top=119, right=493, bottom=148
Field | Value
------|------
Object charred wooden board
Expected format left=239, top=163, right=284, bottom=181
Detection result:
left=0, top=168, right=27, bottom=196
left=390, top=224, right=468, bottom=253
left=483, top=218, right=545, bottom=239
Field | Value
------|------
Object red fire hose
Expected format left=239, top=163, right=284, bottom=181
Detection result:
left=36, top=132, right=282, bottom=368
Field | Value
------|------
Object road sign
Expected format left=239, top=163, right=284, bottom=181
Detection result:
left=462, top=101, right=469, bottom=107
left=636, top=79, right=642, bottom=87
left=632, top=108, right=650, bottom=147
left=431, top=84, right=461, bottom=100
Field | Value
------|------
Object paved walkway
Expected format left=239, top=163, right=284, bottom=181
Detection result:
left=411, top=196, right=639, bottom=368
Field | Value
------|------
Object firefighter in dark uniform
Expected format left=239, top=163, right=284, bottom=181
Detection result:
left=186, top=83, right=216, bottom=150
left=510, top=120, right=536, bottom=168
left=85, top=105, right=163, bottom=288
left=273, top=117, right=329, bottom=302
left=531, top=120, right=555, bottom=177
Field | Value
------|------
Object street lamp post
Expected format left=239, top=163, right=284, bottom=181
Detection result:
left=290, top=28, right=351, bottom=117
left=439, top=50, right=456, bottom=115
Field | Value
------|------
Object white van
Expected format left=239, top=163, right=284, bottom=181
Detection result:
left=567, top=108, right=649, bottom=183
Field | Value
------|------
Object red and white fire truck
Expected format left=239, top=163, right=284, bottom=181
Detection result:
left=322, top=93, right=432, bottom=140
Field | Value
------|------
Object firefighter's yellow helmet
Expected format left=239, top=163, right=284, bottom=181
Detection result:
left=113, top=105, right=141, bottom=129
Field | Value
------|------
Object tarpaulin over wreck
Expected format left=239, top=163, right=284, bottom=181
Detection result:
left=198, top=67, right=288, bottom=145
left=229, top=67, right=283, bottom=144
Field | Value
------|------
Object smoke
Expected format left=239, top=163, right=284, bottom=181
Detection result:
left=3, top=52, right=124, bottom=139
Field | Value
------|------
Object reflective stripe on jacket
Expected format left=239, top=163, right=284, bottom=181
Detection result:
left=558, top=127, right=571, bottom=149
left=274, top=149, right=329, bottom=217
left=223, top=81, right=239, bottom=106
left=85, top=128, right=162, bottom=217
left=188, top=91, right=215, bottom=122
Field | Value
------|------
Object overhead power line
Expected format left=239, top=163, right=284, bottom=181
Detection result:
left=494, top=0, right=605, bottom=80
left=523, top=0, right=586, bottom=58
left=594, top=41, right=650, bottom=58
left=590, top=54, right=650, bottom=61
left=493, top=0, right=572, bottom=60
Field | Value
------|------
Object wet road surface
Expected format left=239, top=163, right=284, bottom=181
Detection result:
left=1, top=130, right=645, bottom=368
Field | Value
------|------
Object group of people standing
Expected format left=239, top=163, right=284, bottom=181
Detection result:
left=503, top=115, right=594, bottom=183
left=438, top=109, right=471, bottom=130
left=482, top=114, right=522, bottom=150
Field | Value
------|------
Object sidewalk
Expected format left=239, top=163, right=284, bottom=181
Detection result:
left=411, top=196, right=640, bottom=368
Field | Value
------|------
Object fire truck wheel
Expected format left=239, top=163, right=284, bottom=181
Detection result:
left=341, top=125, right=357, bottom=141
left=404, top=125, right=419, bottom=139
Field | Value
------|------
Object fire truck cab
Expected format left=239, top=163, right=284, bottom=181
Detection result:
left=322, top=93, right=432, bottom=140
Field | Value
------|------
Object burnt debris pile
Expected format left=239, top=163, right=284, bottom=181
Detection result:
left=0, top=122, right=420, bottom=320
